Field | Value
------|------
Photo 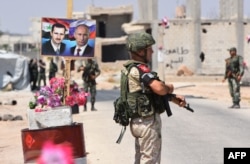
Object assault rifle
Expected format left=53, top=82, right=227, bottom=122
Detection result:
left=163, top=94, right=194, bottom=117
left=82, top=66, right=96, bottom=84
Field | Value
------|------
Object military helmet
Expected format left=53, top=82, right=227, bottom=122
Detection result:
left=126, top=32, right=155, bottom=52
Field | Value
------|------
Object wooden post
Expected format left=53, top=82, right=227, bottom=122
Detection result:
left=63, top=0, right=73, bottom=104
left=63, top=59, right=71, bottom=104
left=67, top=0, right=73, bottom=18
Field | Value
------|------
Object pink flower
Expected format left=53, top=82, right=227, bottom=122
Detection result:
left=37, top=95, right=47, bottom=106
left=29, top=77, right=89, bottom=109
left=35, top=107, right=43, bottom=112
left=65, top=95, right=76, bottom=107
left=47, top=94, right=62, bottom=107
left=37, top=141, right=74, bottom=164
left=77, top=92, right=86, bottom=106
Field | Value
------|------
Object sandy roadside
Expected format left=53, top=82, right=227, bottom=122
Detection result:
left=0, top=74, right=250, bottom=163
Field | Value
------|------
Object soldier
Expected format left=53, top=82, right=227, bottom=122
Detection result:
left=49, top=58, right=58, bottom=80
left=28, top=58, right=38, bottom=91
left=77, top=58, right=100, bottom=111
left=125, top=32, right=186, bottom=163
left=37, top=59, right=47, bottom=89
left=222, top=47, right=244, bottom=108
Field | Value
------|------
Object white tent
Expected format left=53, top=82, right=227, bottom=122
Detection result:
left=0, top=52, right=30, bottom=90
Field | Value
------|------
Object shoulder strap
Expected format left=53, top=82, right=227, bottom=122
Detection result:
left=120, top=63, right=136, bottom=100
left=115, top=62, right=136, bottom=144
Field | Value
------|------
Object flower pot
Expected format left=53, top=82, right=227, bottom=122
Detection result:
left=21, top=123, right=86, bottom=163
left=71, top=104, right=79, bottom=114
left=27, top=106, right=73, bottom=130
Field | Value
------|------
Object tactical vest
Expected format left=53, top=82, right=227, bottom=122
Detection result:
left=113, top=60, right=165, bottom=143
left=225, top=55, right=244, bottom=78
left=82, top=61, right=97, bottom=82
left=113, top=61, right=165, bottom=124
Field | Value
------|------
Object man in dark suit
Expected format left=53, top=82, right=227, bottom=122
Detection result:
left=42, top=23, right=67, bottom=55
left=70, top=24, right=94, bottom=57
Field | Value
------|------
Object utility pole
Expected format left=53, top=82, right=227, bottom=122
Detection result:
left=186, top=0, right=201, bottom=74
left=67, top=0, right=73, bottom=18
left=236, top=0, right=244, bottom=57
left=64, top=0, right=73, bottom=103
left=137, top=0, right=159, bottom=73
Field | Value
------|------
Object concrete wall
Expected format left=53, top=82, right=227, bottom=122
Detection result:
left=160, top=20, right=250, bottom=75
left=162, top=20, right=196, bottom=74
left=200, top=21, right=236, bottom=74
left=244, top=21, right=250, bottom=65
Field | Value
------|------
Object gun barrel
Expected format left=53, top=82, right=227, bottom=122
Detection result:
left=183, top=104, right=194, bottom=112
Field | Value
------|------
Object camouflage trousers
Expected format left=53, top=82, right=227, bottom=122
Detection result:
left=38, top=73, right=46, bottom=88
left=130, top=113, right=162, bottom=164
left=83, top=82, right=96, bottom=104
left=228, top=77, right=241, bottom=104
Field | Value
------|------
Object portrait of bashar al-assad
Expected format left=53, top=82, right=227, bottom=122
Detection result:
left=41, top=18, right=96, bottom=57
left=41, top=22, right=67, bottom=55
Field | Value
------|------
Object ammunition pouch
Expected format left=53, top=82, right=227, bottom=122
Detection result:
left=226, top=70, right=233, bottom=78
left=83, top=71, right=96, bottom=84
left=113, top=97, right=130, bottom=126
left=127, top=92, right=157, bottom=118
left=227, top=70, right=239, bottom=79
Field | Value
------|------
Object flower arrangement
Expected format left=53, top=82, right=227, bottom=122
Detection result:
left=29, top=77, right=88, bottom=111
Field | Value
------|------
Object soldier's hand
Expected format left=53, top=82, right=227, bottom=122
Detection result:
left=237, top=75, right=242, bottom=82
left=222, top=79, right=225, bottom=83
left=90, top=75, right=96, bottom=80
left=165, top=83, right=174, bottom=93
left=77, top=66, right=84, bottom=72
left=172, top=95, right=186, bottom=107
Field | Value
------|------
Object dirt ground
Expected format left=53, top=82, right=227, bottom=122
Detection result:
left=0, top=64, right=250, bottom=163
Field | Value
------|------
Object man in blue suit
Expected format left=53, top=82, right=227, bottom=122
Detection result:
left=42, top=23, right=66, bottom=55
left=70, top=24, right=94, bottom=57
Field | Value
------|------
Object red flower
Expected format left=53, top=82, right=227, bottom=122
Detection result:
left=65, top=96, right=76, bottom=107
left=77, top=93, right=87, bottom=106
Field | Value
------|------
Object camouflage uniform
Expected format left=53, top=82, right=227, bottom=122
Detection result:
left=37, top=59, right=46, bottom=88
left=81, top=59, right=101, bottom=111
left=128, top=64, right=162, bottom=164
left=29, top=58, right=38, bottom=91
left=224, top=48, right=244, bottom=108
left=49, top=58, right=58, bottom=80
left=126, top=32, right=163, bottom=163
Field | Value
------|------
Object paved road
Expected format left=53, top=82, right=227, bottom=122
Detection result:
left=73, top=89, right=250, bottom=164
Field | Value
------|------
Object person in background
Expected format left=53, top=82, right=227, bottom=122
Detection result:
left=37, top=59, right=46, bottom=89
left=222, top=47, right=244, bottom=109
left=77, top=58, right=100, bottom=111
left=42, top=23, right=67, bottom=55
left=49, top=58, right=58, bottom=80
left=28, top=58, right=38, bottom=91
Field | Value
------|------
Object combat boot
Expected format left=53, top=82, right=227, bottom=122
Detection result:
left=233, top=104, right=240, bottom=109
left=229, top=103, right=240, bottom=109
left=91, top=105, right=97, bottom=111
left=233, top=102, right=240, bottom=109
left=83, top=105, right=87, bottom=112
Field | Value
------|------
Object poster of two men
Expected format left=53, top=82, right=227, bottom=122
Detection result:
left=41, top=17, right=96, bottom=58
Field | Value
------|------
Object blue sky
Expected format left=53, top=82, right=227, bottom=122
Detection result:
left=0, top=0, right=249, bottom=34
